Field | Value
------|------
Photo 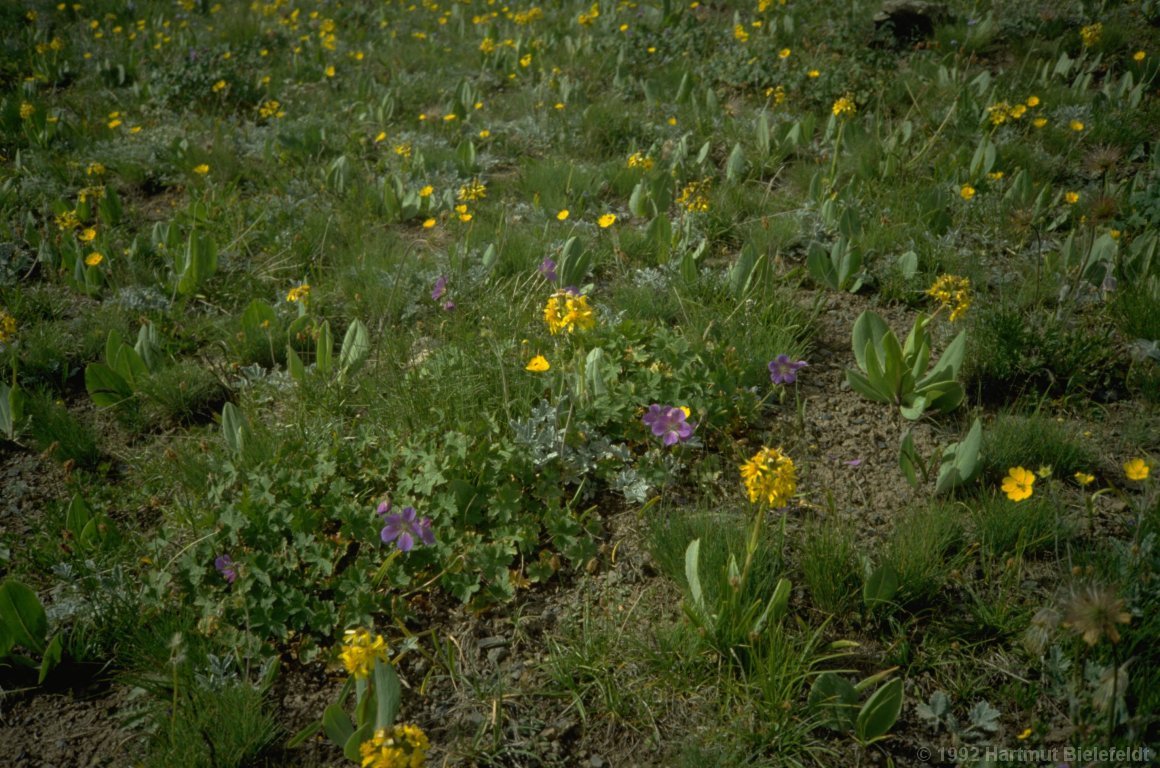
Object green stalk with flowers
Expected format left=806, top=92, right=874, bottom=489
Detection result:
left=683, top=447, right=795, bottom=658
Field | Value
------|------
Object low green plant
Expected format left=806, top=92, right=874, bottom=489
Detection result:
left=807, top=236, right=864, bottom=292
left=801, top=516, right=861, bottom=614
left=886, top=503, right=965, bottom=605
left=808, top=669, right=904, bottom=747
left=900, top=418, right=984, bottom=495
left=0, top=578, right=62, bottom=684
left=847, top=310, right=966, bottom=420
left=979, top=413, right=1097, bottom=481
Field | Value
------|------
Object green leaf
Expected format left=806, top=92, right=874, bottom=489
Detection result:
left=899, top=431, right=920, bottom=488
left=808, top=672, right=858, bottom=731
left=726, top=142, right=746, bottom=182
left=241, top=299, right=277, bottom=336
left=851, top=311, right=890, bottom=373
left=315, top=320, right=334, bottom=376
left=339, top=319, right=371, bottom=376
left=287, top=345, right=305, bottom=383
left=322, top=702, right=354, bottom=747
left=85, top=363, right=133, bottom=408
left=343, top=722, right=374, bottom=762
left=0, top=381, right=23, bottom=440
left=863, top=563, right=899, bottom=610
left=899, top=394, right=928, bottom=421
left=920, top=329, right=967, bottom=385
left=38, top=634, right=63, bottom=683
left=935, top=418, right=982, bottom=494
left=373, top=658, right=402, bottom=730
left=846, top=369, right=891, bottom=403
left=807, top=241, right=838, bottom=290
left=856, top=678, right=903, bottom=745
left=684, top=539, right=705, bottom=614
left=0, top=580, right=47, bottom=656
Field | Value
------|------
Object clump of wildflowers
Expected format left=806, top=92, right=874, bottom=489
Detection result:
left=1080, top=22, right=1102, bottom=48
left=627, top=151, right=653, bottom=170
left=740, top=447, right=797, bottom=508
left=359, top=723, right=430, bottom=768
left=641, top=404, right=694, bottom=446
left=926, top=274, right=971, bottom=322
left=378, top=502, right=435, bottom=552
left=768, top=355, right=808, bottom=385
left=286, top=283, right=311, bottom=303
left=543, top=290, right=595, bottom=334
left=340, top=628, right=390, bottom=679
left=457, top=179, right=486, bottom=202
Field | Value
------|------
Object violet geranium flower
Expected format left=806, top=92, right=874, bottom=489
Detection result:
left=539, top=257, right=557, bottom=282
left=214, top=554, right=237, bottom=584
left=379, top=505, right=436, bottom=552
left=768, top=354, right=808, bottom=385
left=641, top=404, right=695, bottom=446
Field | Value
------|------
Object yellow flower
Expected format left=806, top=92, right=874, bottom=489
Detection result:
left=479, top=129, right=490, bottom=138
left=960, top=184, right=976, bottom=200
left=358, top=724, right=429, bottom=768
left=597, top=213, right=616, bottom=228
left=78, top=228, right=97, bottom=243
left=0, top=309, right=16, bottom=345
left=86, top=162, right=106, bottom=176
left=627, top=152, right=654, bottom=170
left=422, top=218, right=436, bottom=229
left=212, top=79, right=227, bottom=93
left=988, top=171, right=1004, bottom=181
left=1133, top=50, right=1146, bottom=62
left=1026, top=95, right=1040, bottom=107
left=1033, top=117, right=1048, bottom=128
left=740, top=447, right=797, bottom=508
left=19, top=102, right=35, bottom=120
left=677, top=180, right=711, bottom=213
left=1079, top=22, right=1102, bottom=48
left=1074, top=472, right=1095, bottom=486
left=258, top=99, right=283, bottom=119
left=807, top=69, right=820, bottom=78
left=519, top=53, right=532, bottom=67
left=193, top=164, right=210, bottom=175
left=1017, top=727, right=1032, bottom=740
left=832, top=94, right=856, bottom=118
left=455, top=204, right=472, bottom=223
left=987, top=101, right=1011, bottom=126
left=324, top=64, right=336, bottom=77
left=107, top=118, right=122, bottom=129
left=418, top=185, right=433, bottom=197
left=556, top=209, right=569, bottom=221
left=340, top=628, right=390, bottom=680
left=1124, top=458, right=1150, bottom=481
left=286, top=283, right=311, bottom=303
left=1069, top=119, right=1085, bottom=132
left=85, top=252, right=103, bottom=266
left=733, top=24, right=749, bottom=43
left=525, top=355, right=550, bottom=372
left=1065, top=191, right=1079, bottom=205
left=1002, top=466, right=1036, bottom=502
left=443, top=113, right=457, bottom=121
left=457, top=179, right=487, bottom=202
left=543, top=291, right=595, bottom=335
left=1037, top=465, right=1053, bottom=479
left=778, top=48, right=791, bottom=59
left=926, top=274, right=971, bottom=322
left=394, top=143, right=412, bottom=158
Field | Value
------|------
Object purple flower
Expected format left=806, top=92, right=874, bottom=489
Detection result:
left=431, top=275, right=448, bottom=301
left=641, top=404, right=694, bottom=446
left=214, top=554, right=237, bottom=584
left=768, top=354, right=808, bottom=385
left=380, top=506, right=436, bottom=552
left=539, top=257, right=557, bottom=282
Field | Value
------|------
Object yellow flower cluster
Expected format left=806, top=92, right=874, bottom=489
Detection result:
left=577, top=3, right=600, bottom=25
left=543, top=291, right=595, bottom=335
left=832, top=94, right=856, bottom=118
left=677, top=179, right=711, bottom=213
left=340, top=628, right=390, bottom=679
left=457, top=179, right=487, bottom=202
left=1080, top=22, right=1102, bottom=48
left=627, top=152, right=653, bottom=170
left=926, top=274, right=971, bottom=322
left=0, top=308, right=16, bottom=345
left=733, top=24, right=749, bottom=43
left=258, top=99, right=285, bottom=119
left=286, top=283, right=311, bottom=303
left=359, top=723, right=430, bottom=768
left=740, top=447, right=797, bottom=508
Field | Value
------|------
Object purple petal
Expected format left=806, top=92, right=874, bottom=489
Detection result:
left=431, top=275, right=448, bottom=301
left=380, top=521, right=402, bottom=543
left=417, top=518, right=436, bottom=546
left=396, top=531, right=414, bottom=552
left=376, top=501, right=392, bottom=517
left=539, top=258, right=557, bottom=282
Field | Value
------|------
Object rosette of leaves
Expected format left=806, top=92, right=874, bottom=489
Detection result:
left=847, top=311, right=966, bottom=420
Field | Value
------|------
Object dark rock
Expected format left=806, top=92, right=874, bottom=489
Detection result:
left=872, top=0, right=947, bottom=47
